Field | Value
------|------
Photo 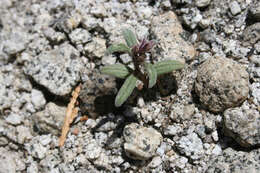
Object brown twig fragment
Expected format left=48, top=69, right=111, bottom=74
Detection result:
left=59, top=84, right=81, bottom=147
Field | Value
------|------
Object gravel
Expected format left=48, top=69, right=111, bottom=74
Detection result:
left=0, top=0, right=259, bottom=172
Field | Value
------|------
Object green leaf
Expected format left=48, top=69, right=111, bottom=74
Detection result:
left=106, top=43, right=131, bottom=54
left=122, top=29, right=138, bottom=48
left=115, top=74, right=137, bottom=107
left=153, top=60, right=185, bottom=75
left=145, top=63, right=157, bottom=88
left=101, top=64, right=130, bottom=79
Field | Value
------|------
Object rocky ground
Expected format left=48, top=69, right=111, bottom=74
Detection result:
left=0, top=0, right=260, bottom=172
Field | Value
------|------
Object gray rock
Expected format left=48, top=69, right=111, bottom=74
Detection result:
left=16, top=125, right=33, bottom=144
left=151, top=11, right=196, bottom=62
left=163, top=125, right=182, bottom=136
left=54, top=11, right=82, bottom=33
left=123, top=123, right=162, bottom=160
left=206, top=148, right=260, bottom=173
left=25, top=136, right=48, bottom=159
left=31, top=89, right=46, bottom=110
left=5, top=113, right=22, bottom=125
left=43, top=28, right=66, bottom=44
left=2, top=32, right=30, bottom=57
left=24, top=43, right=85, bottom=96
left=195, top=56, right=249, bottom=112
left=79, top=70, right=117, bottom=118
left=176, top=133, right=204, bottom=160
left=0, top=147, right=26, bottom=173
left=249, top=2, right=260, bottom=21
left=32, top=102, right=66, bottom=136
left=81, top=15, right=101, bottom=30
left=182, top=8, right=203, bottom=29
left=69, top=28, right=91, bottom=45
left=243, top=23, right=260, bottom=46
left=85, top=139, right=102, bottom=160
left=223, top=103, right=260, bottom=147
left=195, top=0, right=211, bottom=7
left=84, top=37, right=106, bottom=58
left=229, top=1, right=241, bottom=15
left=250, top=82, right=260, bottom=105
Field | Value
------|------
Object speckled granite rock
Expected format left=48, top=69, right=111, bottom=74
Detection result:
left=195, top=56, right=249, bottom=112
left=151, top=11, right=196, bottom=62
left=24, top=43, right=86, bottom=96
left=223, top=102, right=260, bottom=147
left=206, top=148, right=260, bottom=173
left=32, top=102, right=66, bottom=136
left=243, top=23, right=260, bottom=46
left=123, top=123, right=162, bottom=160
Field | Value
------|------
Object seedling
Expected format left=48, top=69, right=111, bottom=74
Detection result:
left=101, top=29, right=185, bottom=107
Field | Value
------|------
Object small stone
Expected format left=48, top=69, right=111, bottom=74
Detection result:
left=151, top=11, right=196, bottom=62
left=229, top=1, right=241, bottom=15
left=149, top=156, right=162, bottom=168
left=243, top=23, right=260, bottom=46
left=55, top=12, right=82, bottom=33
left=5, top=113, right=22, bottom=125
left=223, top=104, right=260, bottom=147
left=85, top=139, right=102, bottom=160
left=69, top=28, right=91, bottom=45
left=81, top=15, right=101, bottom=30
left=2, top=32, right=30, bottom=57
left=137, top=6, right=153, bottom=19
left=249, top=2, right=260, bottom=21
left=39, top=134, right=52, bottom=146
left=211, top=131, right=219, bottom=142
left=123, top=123, right=163, bottom=160
left=32, top=102, right=66, bottom=136
left=90, top=4, right=107, bottom=18
left=31, top=89, right=46, bottom=110
left=195, top=56, right=249, bottom=112
left=25, top=140, right=47, bottom=159
left=195, top=0, right=211, bottom=7
left=211, top=144, right=222, bottom=155
left=43, top=28, right=66, bottom=44
left=101, top=55, right=116, bottom=65
left=84, top=37, right=106, bottom=58
left=16, top=126, right=33, bottom=144
left=176, top=133, right=204, bottom=160
left=163, top=125, right=182, bottom=136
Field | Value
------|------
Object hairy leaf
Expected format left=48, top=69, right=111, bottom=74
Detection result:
left=106, top=43, right=131, bottom=54
left=101, top=64, right=130, bottom=79
left=122, top=29, right=138, bottom=48
left=115, top=74, right=137, bottom=107
left=153, top=60, right=185, bottom=75
left=145, top=63, right=157, bottom=88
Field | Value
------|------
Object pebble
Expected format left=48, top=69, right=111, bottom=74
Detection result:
left=195, top=56, right=249, bottom=112
left=223, top=103, right=260, bottom=147
left=5, top=113, right=22, bottom=125
left=195, top=0, right=211, bottom=7
left=123, top=123, right=163, bottom=160
left=31, top=89, right=46, bottom=110
left=24, top=42, right=85, bottom=96
left=176, top=133, right=204, bottom=160
left=249, top=1, right=260, bottom=21
left=229, top=1, right=241, bottom=15
left=151, top=11, right=196, bottom=62
left=32, top=102, right=66, bottom=136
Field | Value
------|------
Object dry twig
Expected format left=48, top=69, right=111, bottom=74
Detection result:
left=59, top=84, right=81, bottom=147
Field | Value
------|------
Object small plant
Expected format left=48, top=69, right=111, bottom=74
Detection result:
left=101, top=29, right=185, bottom=107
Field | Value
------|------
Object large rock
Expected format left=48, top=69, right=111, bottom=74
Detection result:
left=24, top=43, right=86, bottom=96
left=151, top=11, right=196, bottom=62
left=195, top=56, right=249, bottom=112
left=223, top=103, right=260, bottom=147
left=123, top=123, right=162, bottom=160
